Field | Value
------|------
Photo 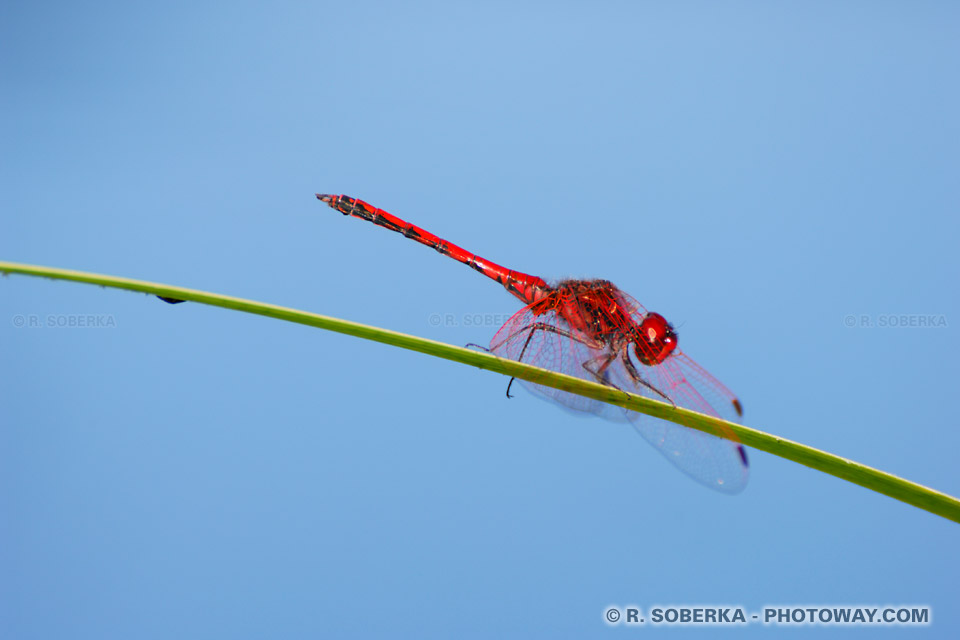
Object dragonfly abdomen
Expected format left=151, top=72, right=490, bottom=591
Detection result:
left=317, top=194, right=550, bottom=305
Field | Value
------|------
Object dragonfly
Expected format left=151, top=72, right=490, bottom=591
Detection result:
left=316, top=194, right=749, bottom=493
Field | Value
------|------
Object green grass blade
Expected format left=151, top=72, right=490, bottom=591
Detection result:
left=3, top=259, right=958, bottom=524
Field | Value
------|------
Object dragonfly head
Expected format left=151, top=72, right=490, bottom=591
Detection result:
left=633, top=312, right=677, bottom=365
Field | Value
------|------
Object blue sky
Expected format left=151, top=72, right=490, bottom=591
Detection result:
left=2, top=1, right=958, bottom=637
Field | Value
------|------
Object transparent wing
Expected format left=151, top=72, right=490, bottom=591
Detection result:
left=603, top=348, right=749, bottom=494
left=489, top=305, right=628, bottom=421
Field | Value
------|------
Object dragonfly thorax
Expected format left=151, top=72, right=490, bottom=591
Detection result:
left=542, top=280, right=625, bottom=340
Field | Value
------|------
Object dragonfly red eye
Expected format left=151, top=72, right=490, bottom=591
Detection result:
left=634, top=312, right=677, bottom=365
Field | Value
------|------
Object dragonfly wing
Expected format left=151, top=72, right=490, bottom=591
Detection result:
left=489, top=306, right=629, bottom=422
left=602, top=348, right=749, bottom=493
left=665, top=352, right=744, bottom=425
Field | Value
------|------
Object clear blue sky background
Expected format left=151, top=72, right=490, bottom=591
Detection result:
left=2, top=1, right=958, bottom=638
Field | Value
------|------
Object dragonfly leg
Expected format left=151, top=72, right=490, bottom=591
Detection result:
left=496, top=322, right=601, bottom=398
left=576, top=350, right=644, bottom=406
left=581, top=351, right=624, bottom=388
left=620, top=345, right=676, bottom=407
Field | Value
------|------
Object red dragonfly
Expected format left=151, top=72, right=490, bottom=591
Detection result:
left=317, top=194, right=749, bottom=493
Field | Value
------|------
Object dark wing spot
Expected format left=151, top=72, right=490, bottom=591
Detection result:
left=737, top=445, right=749, bottom=468
left=157, top=296, right=186, bottom=304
